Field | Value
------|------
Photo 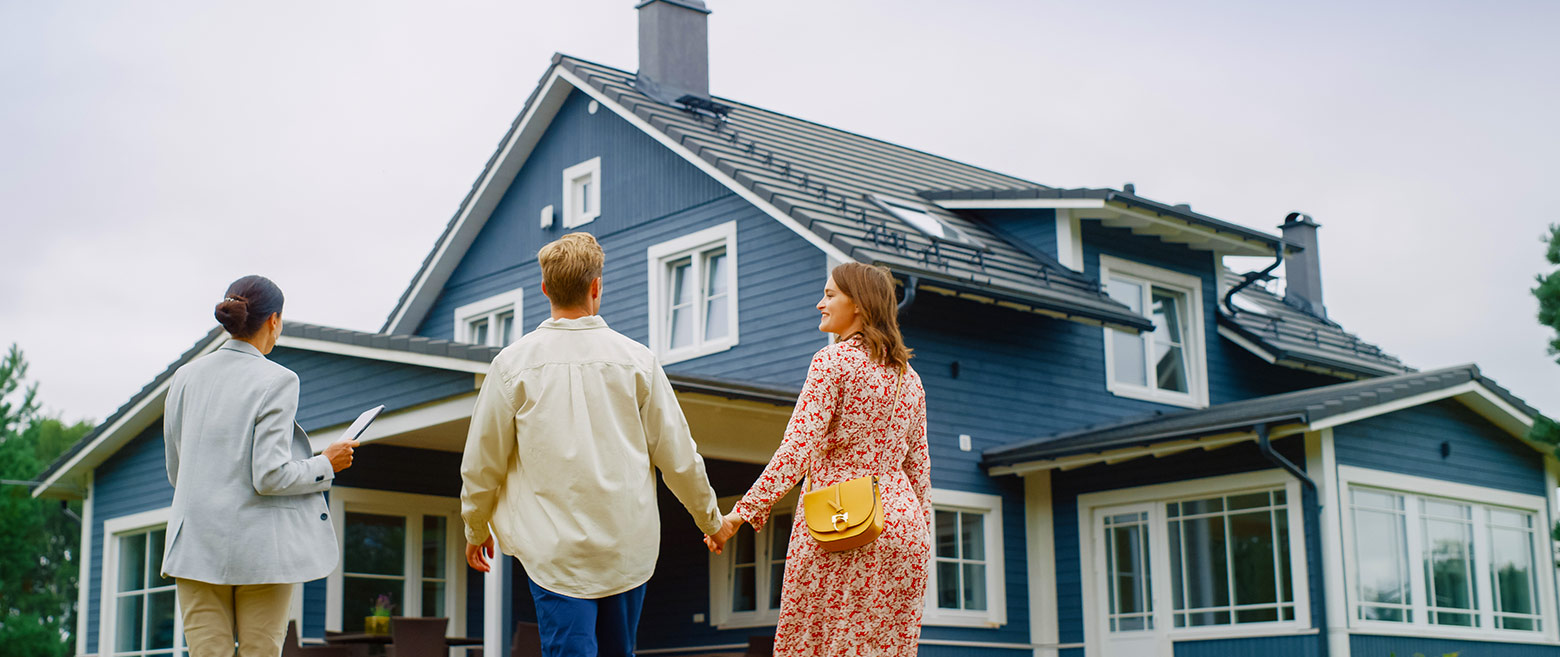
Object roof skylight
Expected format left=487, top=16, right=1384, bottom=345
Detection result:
left=870, top=195, right=982, bottom=247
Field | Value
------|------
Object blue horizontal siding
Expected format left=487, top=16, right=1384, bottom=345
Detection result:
left=303, top=578, right=327, bottom=639
left=268, top=347, right=475, bottom=433
left=1352, top=633, right=1560, bottom=656
left=974, top=209, right=1059, bottom=262
left=87, top=424, right=177, bottom=654
left=1174, top=633, right=1319, bottom=657
left=1334, top=398, right=1545, bottom=496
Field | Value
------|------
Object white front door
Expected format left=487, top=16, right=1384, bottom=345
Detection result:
left=1095, top=504, right=1168, bottom=657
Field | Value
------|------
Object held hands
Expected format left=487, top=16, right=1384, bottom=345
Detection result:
left=703, top=511, right=744, bottom=554
left=323, top=438, right=358, bottom=472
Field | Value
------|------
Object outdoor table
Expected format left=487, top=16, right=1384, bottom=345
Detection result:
left=325, top=633, right=484, bottom=646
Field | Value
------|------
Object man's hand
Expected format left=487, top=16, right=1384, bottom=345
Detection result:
left=703, top=511, right=744, bottom=554
left=466, top=536, right=495, bottom=573
left=323, top=439, right=358, bottom=472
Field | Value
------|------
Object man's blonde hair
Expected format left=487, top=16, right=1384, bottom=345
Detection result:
left=537, top=232, right=605, bottom=308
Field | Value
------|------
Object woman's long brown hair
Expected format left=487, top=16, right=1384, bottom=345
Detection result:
left=831, top=262, right=912, bottom=370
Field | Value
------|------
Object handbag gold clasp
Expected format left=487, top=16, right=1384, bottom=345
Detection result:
left=831, top=512, right=849, bottom=529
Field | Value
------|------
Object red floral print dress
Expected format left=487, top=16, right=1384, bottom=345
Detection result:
left=733, top=339, right=932, bottom=656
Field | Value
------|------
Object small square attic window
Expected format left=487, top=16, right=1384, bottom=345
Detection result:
left=869, top=195, right=982, bottom=247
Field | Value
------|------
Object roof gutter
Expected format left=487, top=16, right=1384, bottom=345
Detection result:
left=1255, top=423, right=1328, bottom=657
left=897, top=275, right=919, bottom=314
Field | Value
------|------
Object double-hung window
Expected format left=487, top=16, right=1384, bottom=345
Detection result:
left=327, top=489, right=463, bottom=633
left=101, top=509, right=186, bottom=657
left=562, top=157, right=601, bottom=228
left=924, top=489, right=1006, bottom=627
left=1341, top=467, right=1551, bottom=638
left=708, top=493, right=793, bottom=628
left=1099, top=255, right=1207, bottom=408
left=453, top=289, right=523, bottom=347
left=647, top=222, right=738, bottom=364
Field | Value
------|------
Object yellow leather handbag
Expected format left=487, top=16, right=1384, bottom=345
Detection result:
left=801, top=367, right=902, bottom=552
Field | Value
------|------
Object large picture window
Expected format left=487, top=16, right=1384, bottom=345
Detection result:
left=647, top=222, right=739, bottom=364
left=1166, top=490, right=1294, bottom=627
left=1345, top=478, right=1547, bottom=636
left=1099, top=255, right=1207, bottom=409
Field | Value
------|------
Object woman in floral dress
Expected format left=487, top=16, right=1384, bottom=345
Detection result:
left=708, top=262, right=931, bottom=656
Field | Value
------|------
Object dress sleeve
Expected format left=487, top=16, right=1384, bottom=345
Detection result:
left=732, top=346, right=846, bottom=532
left=902, top=376, right=932, bottom=521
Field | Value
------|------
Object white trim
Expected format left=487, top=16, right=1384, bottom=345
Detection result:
left=76, top=473, right=95, bottom=656
left=1215, top=325, right=1279, bottom=365
left=483, top=549, right=505, bottom=657
left=385, top=70, right=575, bottom=334
left=554, top=67, right=855, bottom=265
left=561, top=156, right=602, bottom=228
left=646, top=221, right=740, bottom=365
left=1336, top=466, right=1559, bottom=644
left=1077, top=470, right=1312, bottom=657
left=1098, top=255, right=1210, bottom=409
left=33, top=335, right=225, bottom=498
left=100, top=507, right=182, bottom=657
left=1306, top=429, right=1352, bottom=657
left=325, top=488, right=464, bottom=634
left=924, top=489, right=1007, bottom=628
left=918, top=638, right=1034, bottom=649
left=1309, top=381, right=1481, bottom=431
left=1055, top=209, right=1083, bottom=272
left=707, top=491, right=796, bottom=629
left=275, top=336, right=490, bottom=374
left=308, top=393, right=479, bottom=453
left=1024, top=471, right=1059, bottom=657
left=452, top=289, right=525, bottom=347
left=936, top=198, right=1108, bottom=210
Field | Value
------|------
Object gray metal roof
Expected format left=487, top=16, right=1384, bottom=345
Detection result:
left=1220, top=271, right=1409, bottom=379
left=982, top=364, right=1538, bottom=469
left=920, top=187, right=1290, bottom=253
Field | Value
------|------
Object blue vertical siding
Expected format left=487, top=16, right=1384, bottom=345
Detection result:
left=1351, top=634, right=1560, bottom=656
left=303, top=578, right=327, bottom=639
left=1334, top=399, right=1545, bottom=496
left=268, top=347, right=475, bottom=432
left=1051, top=440, right=1314, bottom=648
left=87, top=424, right=176, bottom=655
left=1173, top=634, right=1319, bottom=656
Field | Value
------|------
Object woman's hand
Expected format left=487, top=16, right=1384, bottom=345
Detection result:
left=323, top=438, right=358, bottom=472
left=703, top=511, right=745, bottom=554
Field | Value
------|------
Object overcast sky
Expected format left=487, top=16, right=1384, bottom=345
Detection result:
left=3, top=0, right=1557, bottom=426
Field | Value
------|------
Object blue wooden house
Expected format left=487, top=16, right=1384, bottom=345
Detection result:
left=35, top=2, right=1559, bottom=656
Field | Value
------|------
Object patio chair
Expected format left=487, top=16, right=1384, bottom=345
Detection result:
left=461, top=621, right=542, bottom=657
left=281, top=621, right=355, bottom=657
left=744, top=635, right=774, bottom=657
left=385, top=616, right=451, bottom=657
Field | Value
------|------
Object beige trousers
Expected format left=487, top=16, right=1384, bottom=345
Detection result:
left=175, top=578, right=295, bottom=657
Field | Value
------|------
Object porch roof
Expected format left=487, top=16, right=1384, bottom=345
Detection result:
left=982, top=364, right=1540, bottom=476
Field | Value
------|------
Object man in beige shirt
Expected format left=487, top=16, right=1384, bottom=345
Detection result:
left=460, top=232, right=725, bottom=657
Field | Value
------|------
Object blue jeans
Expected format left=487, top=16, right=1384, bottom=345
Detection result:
left=527, top=580, right=647, bottom=657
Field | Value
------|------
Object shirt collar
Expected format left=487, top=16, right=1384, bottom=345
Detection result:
left=536, top=315, right=609, bottom=331
left=219, top=339, right=264, bottom=358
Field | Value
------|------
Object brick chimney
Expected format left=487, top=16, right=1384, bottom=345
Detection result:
left=634, top=0, right=711, bottom=105
left=1279, top=212, right=1325, bottom=319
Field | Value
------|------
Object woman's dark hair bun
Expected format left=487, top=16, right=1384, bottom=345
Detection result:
left=213, top=276, right=284, bottom=338
left=214, top=295, right=250, bottom=334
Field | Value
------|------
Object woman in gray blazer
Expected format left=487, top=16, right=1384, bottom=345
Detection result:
left=162, top=275, right=358, bottom=657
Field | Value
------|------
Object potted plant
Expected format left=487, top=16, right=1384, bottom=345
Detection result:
left=365, top=594, right=394, bottom=635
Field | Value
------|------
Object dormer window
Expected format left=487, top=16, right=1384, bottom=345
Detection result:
left=1099, top=255, right=1207, bottom=408
left=454, top=289, right=524, bottom=347
left=562, top=157, right=601, bottom=228
left=868, top=195, right=982, bottom=247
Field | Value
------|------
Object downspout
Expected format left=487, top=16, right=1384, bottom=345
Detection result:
left=897, top=275, right=919, bottom=313
left=1255, top=423, right=1329, bottom=657
left=1222, top=246, right=1285, bottom=316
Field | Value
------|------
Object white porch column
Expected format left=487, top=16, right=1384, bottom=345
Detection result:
left=1025, top=471, right=1058, bottom=657
left=484, top=551, right=507, bottom=656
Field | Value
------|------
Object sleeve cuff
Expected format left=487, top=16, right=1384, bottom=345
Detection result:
left=734, top=499, right=768, bottom=533
left=312, top=456, right=335, bottom=484
left=464, top=521, right=491, bottom=546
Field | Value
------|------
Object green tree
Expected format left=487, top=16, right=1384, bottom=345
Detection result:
left=1531, top=225, right=1560, bottom=449
left=0, top=345, right=92, bottom=657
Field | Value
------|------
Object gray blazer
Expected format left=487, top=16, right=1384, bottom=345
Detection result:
left=161, top=339, right=338, bottom=585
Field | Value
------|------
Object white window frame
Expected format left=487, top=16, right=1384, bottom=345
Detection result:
left=1077, top=470, right=1313, bottom=656
left=561, top=157, right=601, bottom=228
left=453, top=289, right=524, bottom=347
left=100, top=507, right=188, bottom=657
left=707, top=491, right=797, bottom=629
left=646, top=221, right=740, bottom=364
left=924, top=489, right=1008, bottom=628
left=1337, top=466, right=1560, bottom=645
left=1099, top=255, right=1209, bottom=409
left=324, top=488, right=465, bottom=634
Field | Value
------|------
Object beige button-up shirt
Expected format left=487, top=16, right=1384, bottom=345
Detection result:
left=459, top=315, right=724, bottom=598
